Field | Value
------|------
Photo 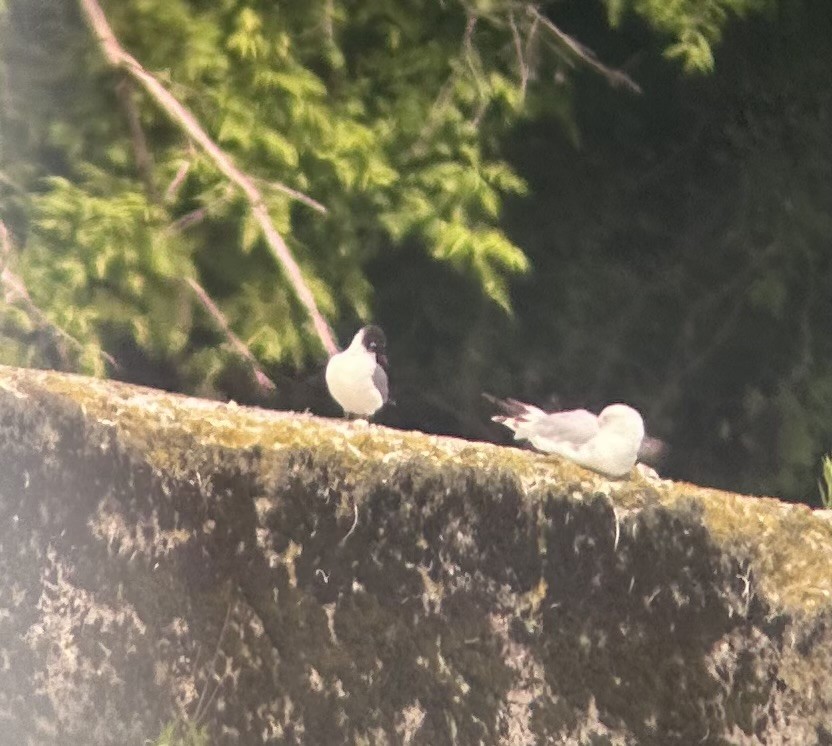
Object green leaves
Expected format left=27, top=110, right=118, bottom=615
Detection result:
left=605, top=0, right=774, bottom=73
left=21, top=170, right=192, bottom=372
left=429, top=221, right=529, bottom=311
left=151, top=721, right=209, bottom=746
left=0, top=0, right=757, bottom=393
left=665, top=29, right=716, bottom=74
left=380, top=152, right=529, bottom=310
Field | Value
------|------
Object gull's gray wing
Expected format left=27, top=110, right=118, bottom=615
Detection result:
left=489, top=396, right=599, bottom=451
left=520, top=408, right=598, bottom=448
left=372, top=364, right=389, bottom=404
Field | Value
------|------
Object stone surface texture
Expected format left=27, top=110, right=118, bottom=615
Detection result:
left=0, top=365, right=831, bottom=745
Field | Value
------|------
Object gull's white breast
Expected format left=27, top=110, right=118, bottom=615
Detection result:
left=326, top=349, right=384, bottom=417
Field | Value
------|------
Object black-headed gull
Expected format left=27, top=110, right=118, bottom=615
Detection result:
left=326, top=326, right=389, bottom=418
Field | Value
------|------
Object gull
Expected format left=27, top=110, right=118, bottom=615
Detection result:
left=326, top=325, right=389, bottom=418
left=487, top=395, right=645, bottom=478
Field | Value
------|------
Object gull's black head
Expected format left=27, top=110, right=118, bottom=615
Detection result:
left=360, top=325, right=388, bottom=367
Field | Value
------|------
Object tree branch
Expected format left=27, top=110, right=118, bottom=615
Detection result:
left=527, top=6, right=642, bottom=94
left=78, top=0, right=339, bottom=356
left=462, top=14, right=489, bottom=125
left=165, top=156, right=192, bottom=204
left=164, top=185, right=235, bottom=236
left=323, top=0, right=336, bottom=46
left=115, top=76, right=159, bottom=201
left=166, top=205, right=213, bottom=235
left=509, top=13, right=530, bottom=99
left=185, top=278, right=277, bottom=393
left=0, top=221, right=119, bottom=371
left=260, top=178, right=328, bottom=215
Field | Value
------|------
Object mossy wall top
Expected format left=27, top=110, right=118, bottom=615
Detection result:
left=0, top=364, right=831, bottom=744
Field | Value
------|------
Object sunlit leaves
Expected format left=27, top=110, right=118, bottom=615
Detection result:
left=605, top=0, right=773, bottom=73
left=21, top=171, right=193, bottom=370
left=227, top=7, right=266, bottom=61
left=0, top=0, right=756, bottom=390
left=428, top=220, right=530, bottom=310
left=665, top=30, right=715, bottom=74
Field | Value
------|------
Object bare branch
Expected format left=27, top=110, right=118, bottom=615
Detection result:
left=165, top=185, right=235, bottom=236
left=185, top=277, right=277, bottom=393
left=527, top=6, right=641, bottom=94
left=525, top=11, right=540, bottom=77
left=78, top=0, right=339, bottom=356
left=166, top=205, right=213, bottom=235
left=509, top=13, right=529, bottom=99
left=414, top=11, right=480, bottom=151
left=323, top=0, right=336, bottom=45
left=462, top=14, right=490, bottom=125
left=115, top=76, right=158, bottom=201
left=414, top=75, right=457, bottom=153
left=260, top=179, right=328, bottom=215
left=0, top=221, right=119, bottom=371
left=165, top=157, right=192, bottom=204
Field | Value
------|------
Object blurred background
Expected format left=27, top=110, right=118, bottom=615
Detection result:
left=2, top=0, right=831, bottom=504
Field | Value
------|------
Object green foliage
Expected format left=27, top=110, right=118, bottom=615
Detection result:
left=6, top=0, right=810, bottom=503
left=1, top=0, right=539, bottom=385
left=151, top=721, right=209, bottom=746
left=0, top=0, right=757, bottom=392
left=820, top=456, right=832, bottom=509
left=23, top=172, right=192, bottom=373
left=605, top=0, right=775, bottom=72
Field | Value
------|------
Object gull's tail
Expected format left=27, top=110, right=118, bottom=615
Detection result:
left=482, top=393, right=543, bottom=427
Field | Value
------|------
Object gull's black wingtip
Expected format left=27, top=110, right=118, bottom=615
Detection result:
left=483, top=392, right=530, bottom=418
